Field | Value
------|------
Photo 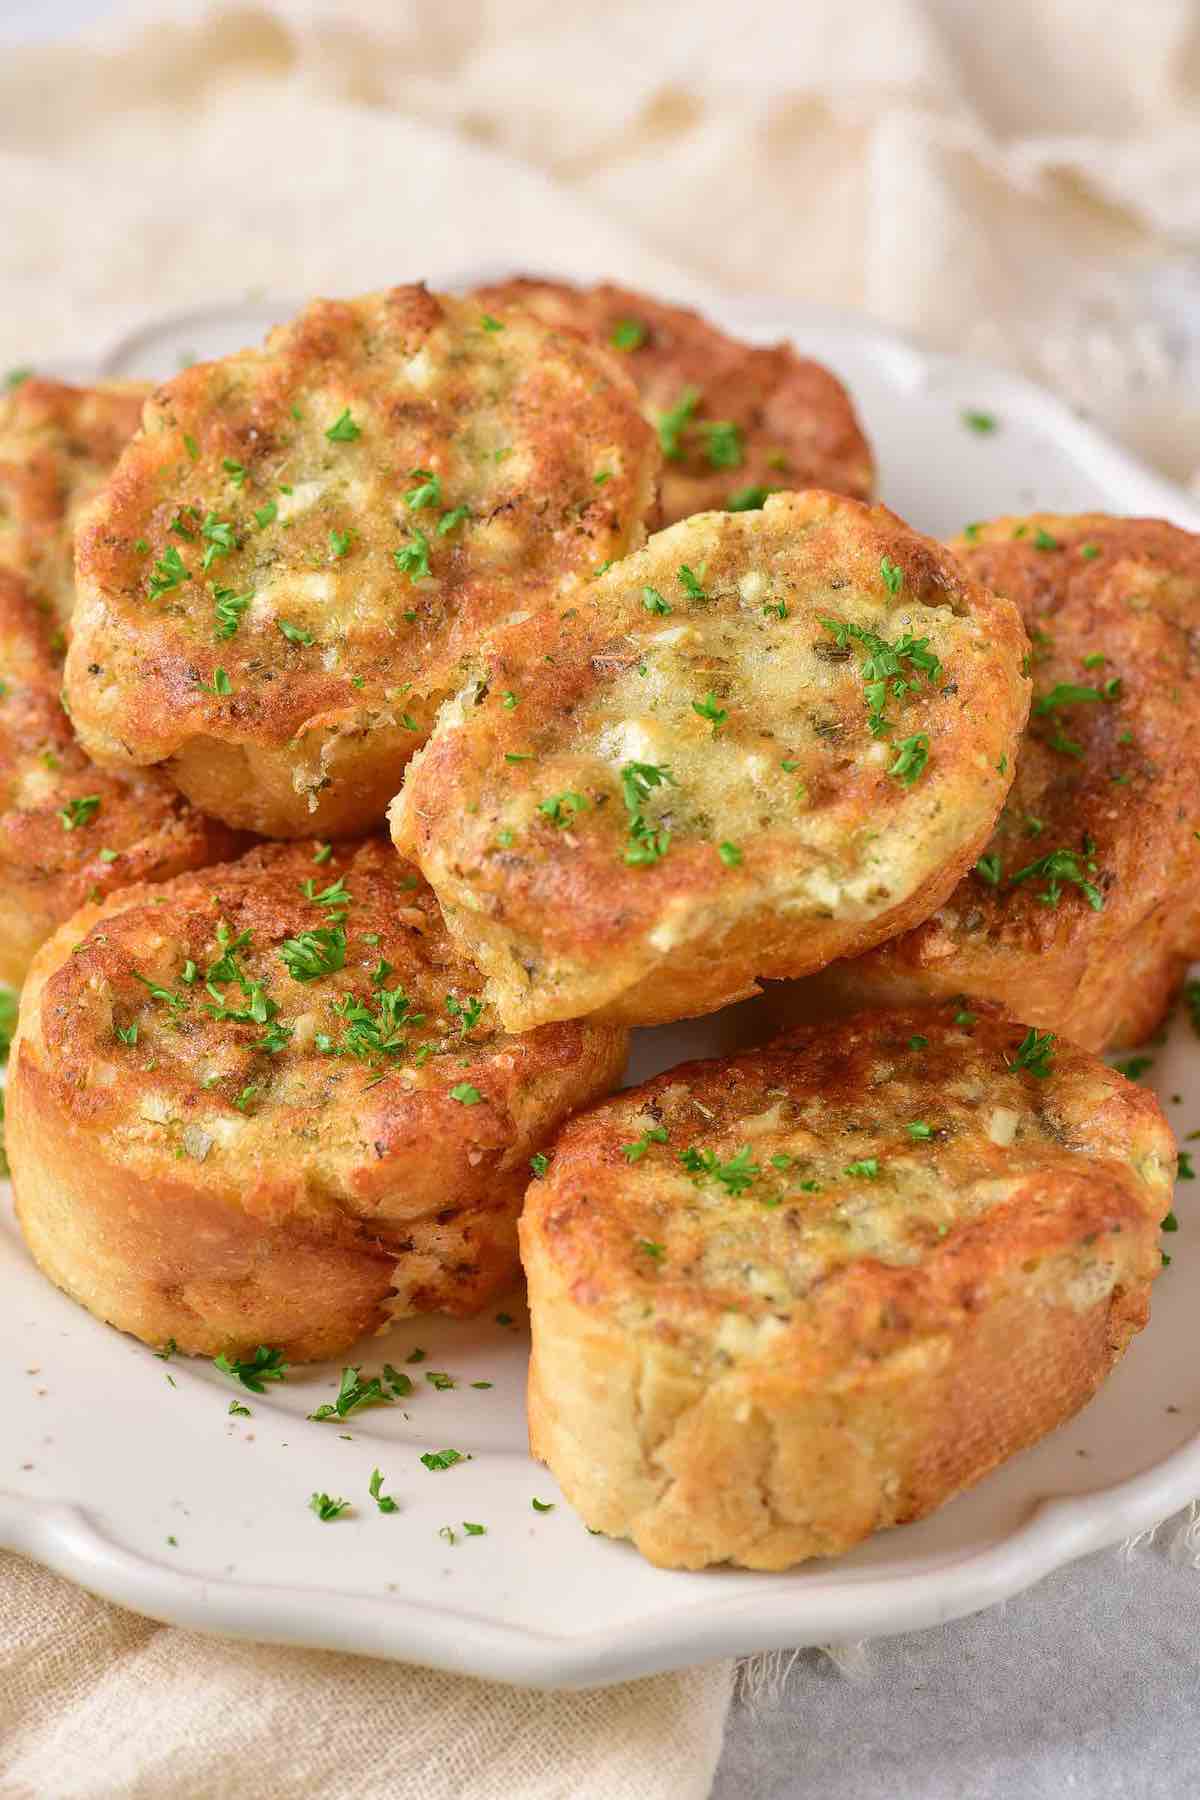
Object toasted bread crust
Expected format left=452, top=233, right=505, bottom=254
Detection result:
left=0, top=569, right=240, bottom=986
left=805, top=516, right=1200, bottom=1049
left=520, top=1002, right=1173, bottom=1569
left=0, top=376, right=149, bottom=631
left=8, top=839, right=626, bottom=1361
left=475, top=278, right=874, bottom=523
left=392, top=490, right=1030, bottom=1029
left=65, top=287, right=659, bottom=836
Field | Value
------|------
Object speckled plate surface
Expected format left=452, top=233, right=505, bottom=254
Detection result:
left=4, top=279, right=1200, bottom=1689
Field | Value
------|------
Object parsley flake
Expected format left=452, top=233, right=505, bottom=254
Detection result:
left=420, top=1449, right=469, bottom=1472
left=658, top=386, right=700, bottom=460
left=325, top=409, right=361, bottom=443
left=214, top=1345, right=289, bottom=1392
left=309, top=1492, right=351, bottom=1521
left=1009, top=1028, right=1056, bottom=1078
left=369, top=1468, right=399, bottom=1513
left=611, top=318, right=647, bottom=351
left=727, top=485, right=775, bottom=511
left=309, top=1366, right=393, bottom=1421
left=58, top=794, right=101, bottom=831
left=692, top=690, right=727, bottom=731
left=393, top=528, right=431, bottom=581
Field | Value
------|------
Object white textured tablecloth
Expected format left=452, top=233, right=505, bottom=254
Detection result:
left=1, top=3, right=1198, bottom=1795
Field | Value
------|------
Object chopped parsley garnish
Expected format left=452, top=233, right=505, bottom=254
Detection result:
left=214, top=1345, right=289, bottom=1391
left=657, top=386, right=700, bottom=460
left=0, top=988, right=16, bottom=1065
left=1179, top=1154, right=1195, bottom=1182
left=692, top=690, right=728, bottom=730
left=438, top=505, right=470, bottom=535
left=1033, top=681, right=1119, bottom=715
left=621, top=760, right=675, bottom=866
left=304, top=876, right=351, bottom=914
left=393, top=528, right=431, bottom=581
left=198, top=668, right=232, bottom=696
left=910, top=1034, right=929, bottom=1050
left=183, top=434, right=199, bottom=461
left=622, top=1125, right=668, bottom=1163
left=329, top=981, right=421, bottom=1061
left=701, top=420, right=743, bottom=469
left=538, top=791, right=589, bottom=828
left=819, top=616, right=941, bottom=738
left=279, top=926, right=346, bottom=982
left=727, top=485, right=775, bottom=511
left=200, top=513, right=237, bottom=572
left=222, top=457, right=247, bottom=487
left=325, top=408, right=361, bottom=442
left=1009, top=1028, right=1056, bottom=1078
left=531, top=1498, right=555, bottom=1513
left=975, top=853, right=1002, bottom=885
left=635, top=1239, right=666, bottom=1262
left=148, top=544, right=189, bottom=600
left=425, top=1371, right=455, bottom=1391
left=611, top=318, right=647, bottom=351
left=309, top=1493, right=351, bottom=1521
left=213, top=586, right=253, bottom=638
left=1009, top=844, right=1103, bottom=911
left=278, top=619, right=315, bottom=646
left=254, top=500, right=277, bottom=529
left=906, top=1121, right=933, bottom=1140
left=449, top=1082, right=482, bottom=1105
left=114, top=1022, right=139, bottom=1046
left=888, top=734, right=930, bottom=787
left=642, top=586, right=672, bottom=615
left=228, top=1401, right=251, bottom=1417
left=1114, top=1055, right=1154, bottom=1081
left=309, top=1365, right=393, bottom=1421
left=1033, top=528, right=1060, bottom=551
left=843, top=1158, right=880, bottom=1180
left=369, top=1468, right=399, bottom=1513
left=962, top=409, right=997, bottom=434
left=480, top=314, right=504, bottom=332
left=717, top=840, right=743, bottom=867
left=58, top=794, right=101, bottom=831
left=678, top=564, right=708, bottom=602
left=133, top=971, right=189, bottom=1014
left=328, top=528, right=351, bottom=560
left=383, top=1363, right=413, bottom=1397
left=679, top=1144, right=760, bottom=1195
left=446, top=993, right=483, bottom=1033
left=405, top=468, right=442, bottom=510
left=880, top=556, right=904, bottom=595
left=420, top=1449, right=469, bottom=1472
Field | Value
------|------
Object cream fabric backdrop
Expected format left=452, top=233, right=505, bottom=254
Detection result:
left=1, top=3, right=1198, bottom=1795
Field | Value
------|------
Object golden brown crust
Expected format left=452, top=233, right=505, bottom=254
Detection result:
left=476, top=277, right=874, bottom=524
left=392, top=490, right=1030, bottom=1029
left=8, top=839, right=627, bottom=1361
left=0, top=376, right=149, bottom=631
left=65, top=287, right=659, bottom=837
left=0, top=570, right=240, bottom=988
left=520, top=1001, right=1173, bottom=1569
left=804, top=516, right=1200, bottom=1050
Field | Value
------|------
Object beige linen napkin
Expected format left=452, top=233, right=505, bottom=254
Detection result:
left=1, top=4, right=1198, bottom=1795
left=0, top=1552, right=731, bottom=1799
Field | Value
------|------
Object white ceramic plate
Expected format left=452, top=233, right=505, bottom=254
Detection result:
left=4, top=280, right=1200, bottom=1690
